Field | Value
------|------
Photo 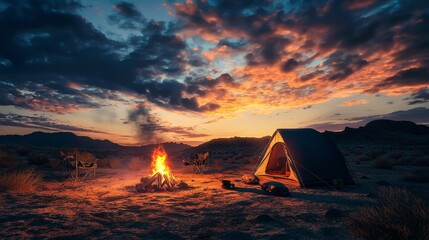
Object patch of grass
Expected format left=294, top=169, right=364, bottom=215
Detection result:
left=0, top=150, right=19, bottom=168
left=368, top=149, right=384, bottom=159
left=0, top=168, right=43, bottom=192
left=372, top=157, right=393, bottom=169
left=389, top=152, right=408, bottom=165
left=356, top=154, right=370, bottom=162
left=67, top=149, right=95, bottom=163
left=402, top=170, right=429, bottom=183
left=16, top=145, right=32, bottom=156
left=348, top=187, right=429, bottom=240
left=227, top=158, right=236, bottom=164
left=48, top=158, right=62, bottom=169
left=412, top=157, right=429, bottom=166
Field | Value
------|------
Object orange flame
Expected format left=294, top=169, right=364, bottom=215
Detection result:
left=151, top=145, right=172, bottom=177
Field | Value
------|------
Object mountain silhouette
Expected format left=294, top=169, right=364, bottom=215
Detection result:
left=323, top=119, right=429, bottom=145
left=0, top=131, right=191, bottom=151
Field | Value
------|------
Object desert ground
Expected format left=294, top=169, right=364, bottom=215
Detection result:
left=0, top=143, right=428, bottom=240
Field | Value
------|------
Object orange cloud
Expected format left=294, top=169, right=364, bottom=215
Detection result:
left=340, top=99, right=369, bottom=107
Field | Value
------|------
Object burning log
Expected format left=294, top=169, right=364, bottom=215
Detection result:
left=135, top=145, right=188, bottom=192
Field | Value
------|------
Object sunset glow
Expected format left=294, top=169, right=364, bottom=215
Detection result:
left=0, top=0, right=428, bottom=145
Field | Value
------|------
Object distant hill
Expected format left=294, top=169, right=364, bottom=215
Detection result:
left=324, top=119, right=429, bottom=145
left=0, top=131, right=191, bottom=152
left=1, top=119, right=427, bottom=153
left=184, top=120, right=429, bottom=158
left=183, top=136, right=271, bottom=161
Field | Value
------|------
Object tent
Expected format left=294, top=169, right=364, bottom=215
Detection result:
left=254, top=128, right=355, bottom=187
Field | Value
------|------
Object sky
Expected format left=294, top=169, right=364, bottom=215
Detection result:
left=0, top=0, right=428, bottom=146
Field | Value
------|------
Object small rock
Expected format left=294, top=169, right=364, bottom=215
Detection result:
left=325, top=208, right=344, bottom=219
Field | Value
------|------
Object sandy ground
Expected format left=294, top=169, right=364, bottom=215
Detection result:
left=0, top=161, right=427, bottom=240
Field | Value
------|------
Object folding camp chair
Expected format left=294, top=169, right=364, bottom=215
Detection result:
left=183, top=152, right=210, bottom=173
left=61, top=153, right=98, bottom=181
left=76, top=159, right=98, bottom=181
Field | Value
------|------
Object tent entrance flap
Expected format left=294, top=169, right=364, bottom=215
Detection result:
left=265, top=142, right=291, bottom=177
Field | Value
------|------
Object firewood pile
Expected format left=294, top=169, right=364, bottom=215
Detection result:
left=135, top=172, right=189, bottom=192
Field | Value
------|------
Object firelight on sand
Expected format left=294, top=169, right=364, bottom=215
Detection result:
left=135, top=145, right=188, bottom=192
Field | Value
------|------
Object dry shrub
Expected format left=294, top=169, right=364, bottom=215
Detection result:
left=0, top=150, right=19, bottom=168
left=128, top=157, right=144, bottom=171
left=369, top=150, right=384, bottom=159
left=390, top=152, right=403, bottom=160
left=348, top=187, right=429, bottom=240
left=109, top=158, right=122, bottom=169
left=227, top=158, right=236, bottom=164
left=28, top=153, right=49, bottom=165
left=68, top=149, right=95, bottom=163
left=0, top=168, right=43, bottom=192
left=48, top=158, right=62, bottom=169
left=412, top=157, right=429, bottom=166
left=372, top=157, right=393, bottom=169
left=16, top=145, right=32, bottom=156
left=402, top=170, right=429, bottom=183
left=356, top=154, right=370, bottom=162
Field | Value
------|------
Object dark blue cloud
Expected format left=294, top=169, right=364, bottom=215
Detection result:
left=405, top=87, right=429, bottom=105
left=0, top=0, right=226, bottom=113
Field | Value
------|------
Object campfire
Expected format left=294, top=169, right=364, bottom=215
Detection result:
left=135, top=145, right=188, bottom=192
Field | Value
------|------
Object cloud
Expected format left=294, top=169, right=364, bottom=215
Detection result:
left=173, top=0, right=429, bottom=111
left=302, top=105, right=312, bottom=110
left=126, top=103, right=209, bottom=143
left=113, top=1, right=142, bottom=19
left=217, top=38, right=246, bottom=49
left=341, top=99, right=368, bottom=107
left=0, top=0, right=220, bottom=113
left=201, top=116, right=224, bottom=124
left=405, top=87, right=429, bottom=105
left=368, top=68, right=429, bottom=93
left=281, top=58, right=300, bottom=72
left=323, top=51, right=368, bottom=82
left=110, top=1, right=145, bottom=29
left=0, top=113, right=109, bottom=134
left=1, top=0, right=429, bottom=118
